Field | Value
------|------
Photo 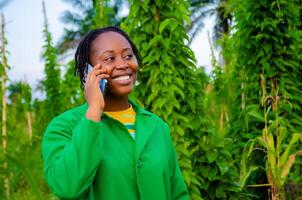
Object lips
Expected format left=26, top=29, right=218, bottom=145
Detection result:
left=110, top=73, right=133, bottom=85
left=107, top=68, right=137, bottom=95
left=112, top=75, right=130, bottom=81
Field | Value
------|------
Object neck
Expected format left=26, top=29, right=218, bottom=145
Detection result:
left=104, top=95, right=129, bottom=112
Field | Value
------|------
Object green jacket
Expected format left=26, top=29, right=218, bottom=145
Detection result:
left=42, top=101, right=189, bottom=200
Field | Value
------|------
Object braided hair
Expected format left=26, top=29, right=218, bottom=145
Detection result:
left=74, top=26, right=142, bottom=89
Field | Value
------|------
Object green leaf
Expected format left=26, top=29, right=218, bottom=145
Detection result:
left=149, top=35, right=163, bottom=46
left=216, top=161, right=230, bottom=176
left=280, top=133, right=301, bottom=168
left=216, top=186, right=227, bottom=198
left=206, top=151, right=218, bottom=163
left=159, top=18, right=171, bottom=33
left=281, top=151, right=302, bottom=182
left=247, top=110, right=264, bottom=122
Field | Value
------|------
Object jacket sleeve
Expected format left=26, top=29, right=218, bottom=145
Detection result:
left=42, top=115, right=103, bottom=199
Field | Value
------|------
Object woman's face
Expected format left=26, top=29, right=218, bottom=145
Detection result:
left=89, top=31, right=139, bottom=97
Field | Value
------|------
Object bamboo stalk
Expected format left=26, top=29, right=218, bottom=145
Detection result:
left=1, top=14, right=9, bottom=198
left=26, top=111, right=33, bottom=144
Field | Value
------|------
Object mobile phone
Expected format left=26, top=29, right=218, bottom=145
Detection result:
left=85, top=64, right=107, bottom=94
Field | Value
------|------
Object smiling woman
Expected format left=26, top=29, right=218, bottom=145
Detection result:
left=41, top=26, right=189, bottom=200
left=88, top=31, right=139, bottom=101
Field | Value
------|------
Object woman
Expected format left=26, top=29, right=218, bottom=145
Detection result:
left=42, top=26, right=189, bottom=200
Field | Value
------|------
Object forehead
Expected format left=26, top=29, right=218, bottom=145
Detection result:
left=90, top=31, right=132, bottom=53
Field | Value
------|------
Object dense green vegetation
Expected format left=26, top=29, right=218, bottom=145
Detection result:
left=0, top=0, right=301, bottom=199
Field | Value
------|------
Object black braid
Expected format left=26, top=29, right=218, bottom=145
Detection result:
left=74, top=26, right=142, bottom=89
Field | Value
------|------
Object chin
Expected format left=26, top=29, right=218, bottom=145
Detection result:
left=107, top=86, right=134, bottom=97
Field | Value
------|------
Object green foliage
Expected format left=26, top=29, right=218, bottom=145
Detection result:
left=0, top=14, right=10, bottom=79
left=60, top=60, right=85, bottom=111
left=1, top=1, right=302, bottom=199
left=2, top=129, right=51, bottom=199
left=6, top=141, right=44, bottom=199
left=198, top=68, right=245, bottom=199
left=0, top=80, right=51, bottom=199
left=123, top=1, right=239, bottom=199
left=0, top=157, right=6, bottom=200
left=225, top=0, right=302, bottom=199
left=92, top=0, right=125, bottom=28
left=58, top=0, right=126, bottom=52
left=42, top=1, right=62, bottom=119
left=7, top=81, right=32, bottom=111
left=123, top=0, right=212, bottom=199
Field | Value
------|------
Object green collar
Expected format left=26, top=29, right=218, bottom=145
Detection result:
left=81, top=98, right=151, bottom=116
left=128, top=99, right=152, bottom=116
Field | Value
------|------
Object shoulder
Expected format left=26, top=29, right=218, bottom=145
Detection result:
left=46, top=103, right=88, bottom=131
left=133, top=102, right=170, bottom=135
left=138, top=108, right=175, bottom=150
left=145, top=110, right=169, bottom=130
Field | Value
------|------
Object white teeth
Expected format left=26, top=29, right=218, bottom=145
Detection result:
left=114, top=75, right=130, bottom=81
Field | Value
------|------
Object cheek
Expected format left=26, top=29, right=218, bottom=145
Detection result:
left=129, top=60, right=139, bottom=72
left=105, top=65, right=115, bottom=76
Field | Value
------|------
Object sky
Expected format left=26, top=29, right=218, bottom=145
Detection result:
left=2, top=0, right=215, bottom=98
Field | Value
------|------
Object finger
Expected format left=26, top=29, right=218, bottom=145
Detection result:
left=92, top=68, right=107, bottom=76
left=92, top=74, right=108, bottom=86
left=88, top=75, right=108, bottom=90
left=87, top=63, right=101, bottom=75
left=88, top=70, right=108, bottom=84
left=88, top=64, right=106, bottom=78
left=95, top=74, right=110, bottom=83
left=86, top=67, right=101, bottom=83
left=93, top=63, right=102, bottom=70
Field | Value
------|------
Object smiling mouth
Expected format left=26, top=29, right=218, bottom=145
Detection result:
left=112, top=75, right=131, bottom=81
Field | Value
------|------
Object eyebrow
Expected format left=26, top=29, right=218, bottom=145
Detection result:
left=99, top=48, right=133, bottom=60
left=101, top=48, right=132, bottom=55
left=122, top=48, right=132, bottom=52
left=101, top=50, right=114, bottom=54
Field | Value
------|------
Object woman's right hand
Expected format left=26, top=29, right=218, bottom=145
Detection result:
left=84, top=64, right=109, bottom=122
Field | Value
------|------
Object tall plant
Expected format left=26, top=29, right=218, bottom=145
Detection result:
left=7, top=81, right=33, bottom=143
left=60, top=60, right=85, bottom=111
left=227, top=0, right=302, bottom=199
left=0, top=14, right=9, bottom=199
left=198, top=51, right=243, bottom=199
left=42, top=1, right=62, bottom=119
left=122, top=1, right=208, bottom=199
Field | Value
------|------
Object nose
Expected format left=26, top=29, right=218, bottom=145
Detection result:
left=115, top=56, right=128, bottom=70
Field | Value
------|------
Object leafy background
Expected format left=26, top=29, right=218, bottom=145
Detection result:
left=0, top=0, right=301, bottom=199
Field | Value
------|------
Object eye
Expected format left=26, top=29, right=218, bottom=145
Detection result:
left=124, top=54, right=134, bottom=60
left=104, top=56, right=114, bottom=62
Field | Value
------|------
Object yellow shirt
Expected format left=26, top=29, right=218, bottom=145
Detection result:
left=104, top=104, right=136, bottom=139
